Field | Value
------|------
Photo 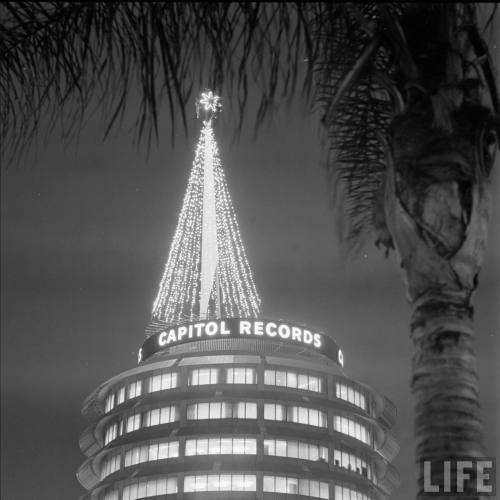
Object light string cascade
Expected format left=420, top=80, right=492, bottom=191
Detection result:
left=152, top=91, right=261, bottom=326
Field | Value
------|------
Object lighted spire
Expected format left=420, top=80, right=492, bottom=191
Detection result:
left=151, top=90, right=261, bottom=327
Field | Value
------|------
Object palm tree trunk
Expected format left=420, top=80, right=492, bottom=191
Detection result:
left=411, top=294, right=484, bottom=499
left=383, top=110, right=492, bottom=499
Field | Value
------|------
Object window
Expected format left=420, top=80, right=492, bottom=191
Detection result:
left=226, top=367, right=256, bottom=384
left=184, top=474, right=256, bottom=492
left=263, top=476, right=329, bottom=499
left=104, top=393, right=115, bottom=413
left=122, top=477, right=177, bottom=500
left=126, top=414, right=141, bottom=433
left=128, top=380, right=142, bottom=399
left=143, top=406, right=178, bottom=427
left=333, top=448, right=372, bottom=480
left=264, top=403, right=326, bottom=427
left=124, top=440, right=179, bottom=467
left=333, top=416, right=371, bottom=445
left=116, top=387, right=126, bottom=405
left=185, top=437, right=256, bottom=456
left=187, top=402, right=257, bottom=420
left=334, top=485, right=371, bottom=500
left=264, top=439, right=328, bottom=462
left=148, top=372, right=178, bottom=392
left=292, top=406, right=326, bottom=427
left=336, top=383, right=367, bottom=410
left=100, top=454, right=121, bottom=479
left=264, top=403, right=285, bottom=421
left=264, top=369, right=324, bottom=393
left=189, top=368, right=218, bottom=385
left=104, top=423, right=118, bottom=445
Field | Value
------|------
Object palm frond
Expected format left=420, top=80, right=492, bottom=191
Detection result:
left=0, top=2, right=317, bottom=163
left=1, top=2, right=497, bottom=253
left=314, top=2, right=499, bottom=252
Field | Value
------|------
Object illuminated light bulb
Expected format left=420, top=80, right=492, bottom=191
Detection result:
left=151, top=91, right=261, bottom=328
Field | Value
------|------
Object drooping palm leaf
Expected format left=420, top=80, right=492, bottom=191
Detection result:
left=1, top=2, right=497, bottom=253
left=1, top=2, right=318, bottom=160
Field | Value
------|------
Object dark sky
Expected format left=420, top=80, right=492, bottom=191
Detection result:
left=1, top=94, right=499, bottom=500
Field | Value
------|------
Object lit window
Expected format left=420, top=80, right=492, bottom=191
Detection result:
left=143, top=406, right=178, bottom=427
left=104, top=423, right=118, bottom=445
left=264, top=439, right=329, bottom=462
left=264, top=369, right=324, bottom=393
left=128, top=380, right=142, bottom=399
left=333, top=447, right=372, bottom=480
left=122, top=477, right=177, bottom=500
left=116, top=387, right=125, bottom=405
left=334, top=485, right=371, bottom=500
left=105, top=393, right=115, bottom=413
left=336, top=382, right=367, bottom=410
left=333, top=416, right=371, bottom=445
left=276, top=370, right=287, bottom=386
left=287, top=371, right=297, bottom=388
left=189, top=368, right=218, bottom=385
left=264, top=403, right=285, bottom=421
left=264, top=370, right=275, bottom=385
left=149, top=372, right=178, bottom=392
left=187, top=437, right=257, bottom=456
left=184, top=474, right=256, bottom=492
left=126, top=414, right=141, bottom=433
left=186, top=402, right=257, bottom=420
left=263, top=476, right=329, bottom=499
left=226, top=367, right=255, bottom=384
left=234, top=402, right=257, bottom=418
left=123, top=440, right=179, bottom=468
left=283, top=406, right=327, bottom=427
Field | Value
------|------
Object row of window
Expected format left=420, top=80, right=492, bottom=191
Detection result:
left=100, top=454, right=121, bottom=479
left=336, top=383, right=367, bottom=410
left=104, top=369, right=368, bottom=413
left=102, top=477, right=179, bottom=500
left=187, top=401, right=257, bottom=420
left=264, top=475, right=329, bottom=498
left=104, top=406, right=178, bottom=445
left=186, top=437, right=256, bottom=456
left=104, top=403, right=372, bottom=446
left=123, top=477, right=177, bottom=500
left=264, top=439, right=328, bottom=462
left=264, top=403, right=328, bottom=427
left=333, top=449, right=373, bottom=481
left=100, top=437, right=374, bottom=484
left=335, top=485, right=372, bottom=500
left=124, top=441, right=179, bottom=468
left=101, top=475, right=373, bottom=500
left=333, top=416, right=371, bottom=445
left=184, top=473, right=256, bottom=492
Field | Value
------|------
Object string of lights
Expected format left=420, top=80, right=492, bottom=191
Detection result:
left=151, top=91, right=261, bottom=327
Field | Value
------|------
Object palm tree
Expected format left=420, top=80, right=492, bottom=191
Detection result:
left=2, top=3, right=498, bottom=499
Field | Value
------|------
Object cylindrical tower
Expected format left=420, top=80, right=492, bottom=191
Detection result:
left=77, top=91, right=399, bottom=500
left=77, top=318, right=399, bottom=500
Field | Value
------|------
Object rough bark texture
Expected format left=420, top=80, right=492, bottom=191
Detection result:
left=384, top=109, right=492, bottom=499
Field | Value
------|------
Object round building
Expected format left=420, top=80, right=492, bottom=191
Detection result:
left=78, top=92, right=399, bottom=500
left=77, top=317, right=399, bottom=500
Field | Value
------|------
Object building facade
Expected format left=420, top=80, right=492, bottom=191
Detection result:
left=77, top=318, right=399, bottom=500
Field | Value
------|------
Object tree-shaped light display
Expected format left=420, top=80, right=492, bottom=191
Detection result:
left=151, top=91, right=261, bottom=327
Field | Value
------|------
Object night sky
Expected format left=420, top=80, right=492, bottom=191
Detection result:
left=1, top=94, right=498, bottom=500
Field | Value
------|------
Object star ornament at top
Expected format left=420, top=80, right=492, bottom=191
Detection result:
left=196, top=90, right=222, bottom=119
